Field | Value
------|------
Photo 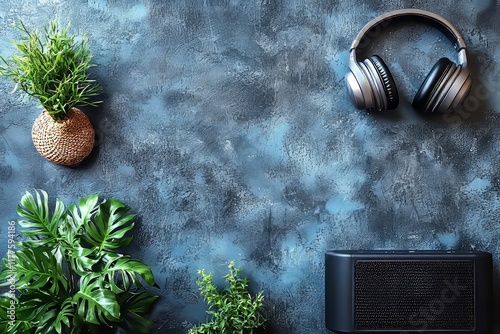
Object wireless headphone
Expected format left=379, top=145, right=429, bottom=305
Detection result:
left=346, top=9, right=472, bottom=113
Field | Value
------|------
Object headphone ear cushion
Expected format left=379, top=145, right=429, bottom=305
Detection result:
left=412, top=58, right=453, bottom=112
left=369, top=55, right=399, bottom=110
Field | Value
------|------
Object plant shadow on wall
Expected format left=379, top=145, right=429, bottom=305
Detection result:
left=0, top=190, right=158, bottom=334
left=0, top=19, right=102, bottom=166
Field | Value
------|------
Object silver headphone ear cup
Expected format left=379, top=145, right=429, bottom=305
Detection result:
left=447, top=70, right=472, bottom=113
left=345, top=56, right=399, bottom=112
left=345, top=70, right=367, bottom=110
left=412, top=58, right=472, bottom=114
left=435, top=66, right=472, bottom=114
left=359, top=60, right=384, bottom=111
left=426, top=64, right=460, bottom=113
left=345, top=61, right=376, bottom=111
left=413, top=58, right=454, bottom=113
left=368, top=55, right=399, bottom=110
left=357, top=56, right=400, bottom=112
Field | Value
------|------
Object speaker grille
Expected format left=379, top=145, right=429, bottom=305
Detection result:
left=354, top=260, right=475, bottom=331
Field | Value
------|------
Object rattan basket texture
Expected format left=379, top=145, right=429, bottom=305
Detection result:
left=31, top=108, right=95, bottom=166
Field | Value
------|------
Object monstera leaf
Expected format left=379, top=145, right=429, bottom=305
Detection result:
left=16, top=190, right=64, bottom=247
left=67, top=193, right=100, bottom=231
left=101, top=255, right=157, bottom=293
left=12, top=246, right=67, bottom=294
left=83, top=199, right=135, bottom=253
left=0, top=294, right=34, bottom=334
left=115, top=290, right=159, bottom=334
left=0, top=190, right=158, bottom=334
left=52, top=299, right=74, bottom=334
left=0, top=291, right=61, bottom=334
left=58, top=194, right=101, bottom=277
left=73, top=274, right=121, bottom=325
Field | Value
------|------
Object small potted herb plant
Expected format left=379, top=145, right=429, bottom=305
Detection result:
left=189, top=261, right=266, bottom=334
left=0, top=19, right=102, bottom=166
left=0, top=190, right=158, bottom=333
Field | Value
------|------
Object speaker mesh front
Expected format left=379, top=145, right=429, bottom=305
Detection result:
left=354, top=260, right=475, bottom=331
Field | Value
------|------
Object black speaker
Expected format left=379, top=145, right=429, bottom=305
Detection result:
left=325, top=250, right=493, bottom=334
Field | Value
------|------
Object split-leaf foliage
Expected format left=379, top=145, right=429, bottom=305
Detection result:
left=0, top=190, right=158, bottom=334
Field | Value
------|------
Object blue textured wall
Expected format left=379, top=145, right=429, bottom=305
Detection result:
left=1, top=0, right=499, bottom=333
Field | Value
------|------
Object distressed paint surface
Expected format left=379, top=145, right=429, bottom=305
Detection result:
left=0, top=0, right=499, bottom=333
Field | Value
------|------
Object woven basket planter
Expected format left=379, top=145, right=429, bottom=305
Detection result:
left=31, top=108, right=95, bottom=166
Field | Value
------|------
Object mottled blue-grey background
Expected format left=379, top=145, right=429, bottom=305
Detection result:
left=1, top=0, right=499, bottom=333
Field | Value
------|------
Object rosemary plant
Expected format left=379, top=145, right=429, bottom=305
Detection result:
left=0, top=19, right=102, bottom=121
left=190, top=261, right=266, bottom=334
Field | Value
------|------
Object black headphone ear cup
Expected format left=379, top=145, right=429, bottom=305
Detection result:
left=368, top=55, right=399, bottom=110
left=412, top=58, right=454, bottom=112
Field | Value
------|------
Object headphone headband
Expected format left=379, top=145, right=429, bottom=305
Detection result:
left=350, top=9, right=467, bottom=53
